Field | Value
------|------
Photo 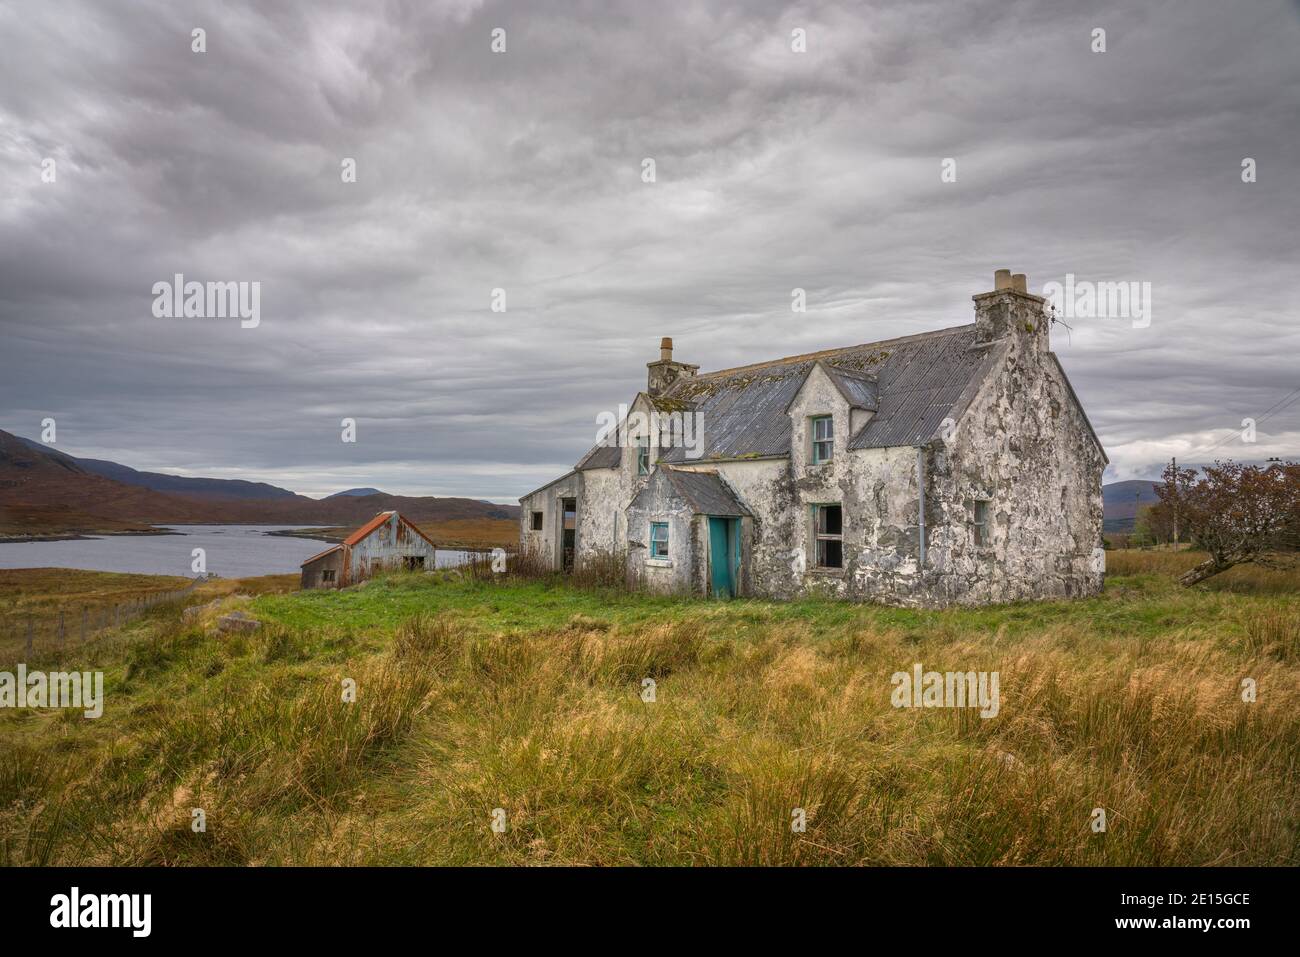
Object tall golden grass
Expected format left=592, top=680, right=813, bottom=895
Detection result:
left=1, top=552, right=1296, bottom=866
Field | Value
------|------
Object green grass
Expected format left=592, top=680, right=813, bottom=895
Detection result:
left=1, top=555, right=1297, bottom=866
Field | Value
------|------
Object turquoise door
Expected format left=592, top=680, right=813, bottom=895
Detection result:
left=708, top=517, right=741, bottom=598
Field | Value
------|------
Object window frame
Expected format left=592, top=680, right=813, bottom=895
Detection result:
left=321, top=568, right=336, bottom=583
left=637, top=436, right=651, bottom=475
left=649, top=521, right=670, bottom=559
left=530, top=511, right=544, bottom=531
left=810, top=415, right=834, bottom=465
left=812, top=503, right=843, bottom=569
left=972, top=499, right=991, bottom=547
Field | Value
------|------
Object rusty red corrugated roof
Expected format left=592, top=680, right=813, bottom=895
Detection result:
left=344, top=511, right=396, bottom=546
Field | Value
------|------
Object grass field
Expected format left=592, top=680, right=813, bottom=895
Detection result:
left=1, top=551, right=1296, bottom=866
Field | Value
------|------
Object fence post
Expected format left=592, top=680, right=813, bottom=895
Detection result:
left=26, top=617, right=33, bottom=655
left=59, top=610, right=65, bottom=651
left=114, top=604, right=120, bottom=629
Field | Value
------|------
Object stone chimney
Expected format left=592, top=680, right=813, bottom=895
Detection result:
left=647, top=337, right=699, bottom=396
left=973, top=268, right=1049, bottom=349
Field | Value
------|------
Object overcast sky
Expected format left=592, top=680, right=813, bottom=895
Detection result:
left=2, top=0, right=1297, bottom=502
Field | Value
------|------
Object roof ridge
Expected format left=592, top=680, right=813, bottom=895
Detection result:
left=661, top=464, right=717, bottom=474
left=819, top=361, right=877, bottom=382
left=343, top=509, right=396, bottom=546
left=682, top=323, right=975, bottom=382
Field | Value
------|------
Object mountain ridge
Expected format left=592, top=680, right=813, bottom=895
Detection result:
left=0, top=430, right=517, bottom=536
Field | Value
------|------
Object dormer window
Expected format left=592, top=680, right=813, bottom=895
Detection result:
left=811, top=415, right=833, bottom=464
left=637, top=436, right=651, bottom=475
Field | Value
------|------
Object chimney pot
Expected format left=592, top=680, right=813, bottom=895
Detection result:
left=660, top=337, right=673, bottom=362
left=994, top=269, right=1012, bottom=291
left=1011, top=273, right=1027, bottom=293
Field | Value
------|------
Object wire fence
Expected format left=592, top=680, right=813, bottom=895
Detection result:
left=5, top=577, right=207, bottom=663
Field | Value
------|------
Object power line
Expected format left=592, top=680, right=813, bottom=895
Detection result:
left=1182, top=384, right=1300, bottom=461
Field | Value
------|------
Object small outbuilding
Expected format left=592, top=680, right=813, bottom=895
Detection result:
left=300, top=510, right=437, bottom=589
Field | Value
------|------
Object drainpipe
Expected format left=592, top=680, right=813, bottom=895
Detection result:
left=917, top=446, right=926, bottom=567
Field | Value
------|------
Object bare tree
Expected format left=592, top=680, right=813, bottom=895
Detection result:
left=1157, top=459, right=1300, bottom=586
left=1133, top=502, right=1176, bottom=546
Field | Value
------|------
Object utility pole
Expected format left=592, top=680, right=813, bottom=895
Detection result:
left=1134, top=489, right=1142, bottom=547
left=1171, top=456, right=1179, bottom=548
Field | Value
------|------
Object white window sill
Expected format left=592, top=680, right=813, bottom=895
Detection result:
left=645, top=558, right=673, bottom=568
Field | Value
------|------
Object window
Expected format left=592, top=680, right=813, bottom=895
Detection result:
left=530, top=511, right=544, bottom=531
left=321, top=569, right=336, bottom=583
left=813, top=504, right=843, bottom=568
left=637, top=437, right=651, bottom=475
left=811, top=415, right=833, bottom=464
left=973, top=500, right=991, bottom=547
left=403, top=555, right=425, bottom=570
left=649, top=522, right=670, bottom=559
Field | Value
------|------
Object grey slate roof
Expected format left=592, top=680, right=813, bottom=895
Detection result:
left=519, top=469, right=579, bottom=502
left=816, top=362, right=879, bottom=412
left=661, top=468, right=752, bottom=516
left=575, top=443, right=620, bottom=470
left=575, top=323, right=1008, bottom=469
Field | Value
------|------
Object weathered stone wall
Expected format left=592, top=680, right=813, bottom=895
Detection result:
left=624, top=469, right=701, bottom=594
left=518, top=471, right=581, bottom=569
left=924, top=292, right=1105, bottom=605
left=577, top=393, right=662, bottom=565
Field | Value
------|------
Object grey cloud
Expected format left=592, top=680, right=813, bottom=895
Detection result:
left=1, top=0, right=1298, bottom=501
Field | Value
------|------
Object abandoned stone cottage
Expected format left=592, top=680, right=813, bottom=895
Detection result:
left=300, top=510, right=437, bottom=589
left=518, top=270, right=1107, bottom=607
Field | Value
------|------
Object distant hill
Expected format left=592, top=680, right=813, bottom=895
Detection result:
left=326, top=487, right=386, bottom=498
left=0, top=430, right=518, bottom=536
left=1, top=430, right=216, bottom=534
left=17, top=436, right=299, bottom=501
left=1103, top=480, right=1162, bottom=532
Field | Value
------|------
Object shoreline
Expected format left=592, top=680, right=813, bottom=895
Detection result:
left=2, top=523, right=503, bottom=551
left=0, top=528, right=182, bottom=543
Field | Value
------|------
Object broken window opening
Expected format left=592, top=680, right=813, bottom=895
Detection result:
left=813, top=504, right=843, bottom=568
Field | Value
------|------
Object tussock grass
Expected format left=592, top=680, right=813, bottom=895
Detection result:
left=1241, top=605, right=1300, bottom=662
left=1, top=553, right=1297, bottom=866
